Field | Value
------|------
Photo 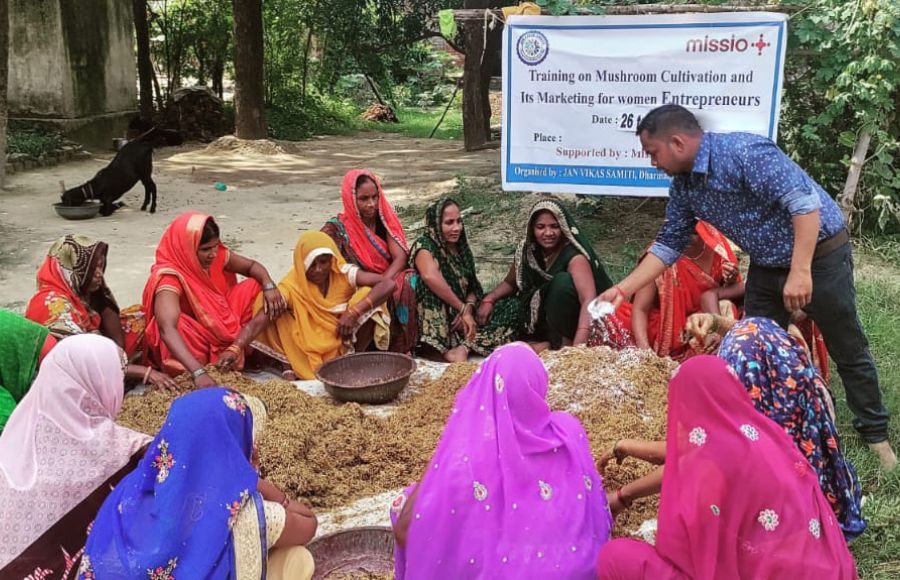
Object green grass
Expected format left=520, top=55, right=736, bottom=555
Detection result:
left=356, top=103, right=463, bottom=140
left=832, top=256, right=900, bottom=578
left=395, top=174, right=900, bottom=576
left=265, top=96, right=464, bottom=142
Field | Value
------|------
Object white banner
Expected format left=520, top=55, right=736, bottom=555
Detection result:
left=501, top=12, right=788, bottom=196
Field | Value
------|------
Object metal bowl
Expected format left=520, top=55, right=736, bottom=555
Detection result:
left=53, top=200, right=102, bottom=220
left=307, top=526, right=394, bottom=580
left=315, top=352, right=416, bottom=405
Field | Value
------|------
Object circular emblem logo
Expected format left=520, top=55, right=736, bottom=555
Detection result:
left=517, top=31, right=549, bottom=66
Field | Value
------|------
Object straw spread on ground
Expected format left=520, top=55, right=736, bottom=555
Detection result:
left=118, top=347, right=673, bottom=535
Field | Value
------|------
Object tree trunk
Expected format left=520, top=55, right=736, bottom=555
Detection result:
left=133, top=0, right=154, bottom=120
left=461, top=20, right=489, bottom=150
left=0, top=0, right=9, bottom=191
left=212, top=57, right=224, bottom=99
left=232, top=0, right=267, bottom=139
left=300, top=28, right=313, bottom=103
left=838, top=130, right=871, bottom=227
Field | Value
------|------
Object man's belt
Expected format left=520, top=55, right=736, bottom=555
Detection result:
left=813, top=228, right=850, bottom=259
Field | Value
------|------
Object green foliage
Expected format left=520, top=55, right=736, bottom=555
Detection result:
left=786, top=0, right=900, bottom=233
left=7, top=130, right=64, bottom=158
left=262, top=0, right=462, bottom=108
left=266, top=94, right=358, bottom=141
left=148, top=0, right=232, bottom=101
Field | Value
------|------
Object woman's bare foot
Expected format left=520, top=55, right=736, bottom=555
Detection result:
left=528, top=341, right=551, bottom=354
left=444, top=345, right=470, bottom=363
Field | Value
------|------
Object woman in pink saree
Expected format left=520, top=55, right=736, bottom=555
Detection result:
left=597, top=356, right=857, bottom=580
left=390, top=342, right=612, bottom=579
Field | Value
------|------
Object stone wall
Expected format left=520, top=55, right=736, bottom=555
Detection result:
left=8, top=0, right=137, bottom=147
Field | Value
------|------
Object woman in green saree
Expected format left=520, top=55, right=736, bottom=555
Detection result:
left=0, top=310, right=56, bottom=433
left=477, top=199, right=614, bottom=351
left=410, top=198, right=520, bottom=362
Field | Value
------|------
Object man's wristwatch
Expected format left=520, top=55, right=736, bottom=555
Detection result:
left=192, top=368, right=208, bottom=380
left=262, top=282, right=277, bottom=291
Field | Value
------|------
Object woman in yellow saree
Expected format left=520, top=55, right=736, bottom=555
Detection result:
left=252, top=232, right=395, bottom=380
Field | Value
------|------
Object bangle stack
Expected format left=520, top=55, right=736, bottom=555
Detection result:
left=225, top=344, right=243, bottom=356
left=192, top=368, right=207, bottom=380
left=280, top=492, right=291, bottom=508
left=616, top=487, right=633, bottom=508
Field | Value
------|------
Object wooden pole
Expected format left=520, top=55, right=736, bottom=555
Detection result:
left=430, top=80, right=462, bottom=138
left=838, top=129, right=872, bottom=227
left=452, top=4, right=799, bottom=20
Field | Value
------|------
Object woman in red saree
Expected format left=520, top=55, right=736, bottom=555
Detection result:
left=616, top=222, right=744, bottom=361
left=321, top=169, right=418, bottom=353
left=25, top=235, right=175, bottom=390
left=142, top=211, right=287, bottom=387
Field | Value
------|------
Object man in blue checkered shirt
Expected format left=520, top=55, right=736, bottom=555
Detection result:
left=596, top=104, right=895, bottom=469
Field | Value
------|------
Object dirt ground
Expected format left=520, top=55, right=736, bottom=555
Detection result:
left=0, top=132, right=499, bottom=312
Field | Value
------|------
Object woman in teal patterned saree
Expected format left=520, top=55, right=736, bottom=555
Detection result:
left=477, top=199, right=614, bottom=351
left=410, top=198, right=520, bottom=362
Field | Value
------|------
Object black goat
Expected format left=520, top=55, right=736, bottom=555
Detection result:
left=59, top=125, right=181, bottom=216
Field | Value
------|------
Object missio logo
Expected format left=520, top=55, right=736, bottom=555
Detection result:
left=686, top=33, right=771, bottom=55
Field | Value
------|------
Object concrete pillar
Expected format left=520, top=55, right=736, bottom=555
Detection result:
left=8, top=0, right=137, bottom=149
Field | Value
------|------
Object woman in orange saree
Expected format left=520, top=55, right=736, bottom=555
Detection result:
left=321, top=169, right=418, bottom=353
left=142, top=211, right=286, bottom=387
left=615, top=222, right=744, bottom=361
left=25, top=235, right=175, bottom=390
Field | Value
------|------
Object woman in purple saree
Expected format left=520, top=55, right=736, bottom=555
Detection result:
left=390, top=342, right=612, bottom=578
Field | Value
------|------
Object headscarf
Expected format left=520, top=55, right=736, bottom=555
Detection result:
left=719, top=317, right=866, bottom=540
left=0, top=335, right=150, bottom=567
left=409, top=197, right=482, bottom=301
left=141, top=211, right=241, bottom=346
left=336, top=169, right=409, bottom=274
left=80, top=388, right=264, bottom=579
left=654, top=356, right=857, bottom=579
left=394, top=343, right=612, bottom=578
left=514, top=199, right=613, bottom=332
left=0, top=310, right=50, bottom=431
left=25, top=235, right=119, bottom=336
left=268, top=231, right=360, bottom=378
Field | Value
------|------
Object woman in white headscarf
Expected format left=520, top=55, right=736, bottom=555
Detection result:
left=0, top=334, right=151, bottom=578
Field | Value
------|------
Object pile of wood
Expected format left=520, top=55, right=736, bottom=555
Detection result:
left=160, top=86, right=230, bottom=142
left=361, top=104, right=399, bottom=123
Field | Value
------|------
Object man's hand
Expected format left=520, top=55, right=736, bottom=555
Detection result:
left=783, top=268, right=813, bottom=312
left=596, top=285, right=626, bottom=309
